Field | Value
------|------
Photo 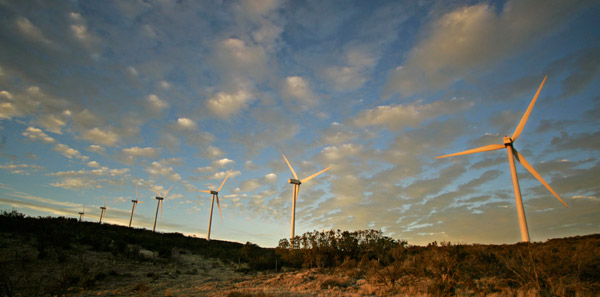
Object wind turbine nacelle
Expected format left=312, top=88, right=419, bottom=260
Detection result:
left=132, top=200, right=138, bottom=203
left=210, top=190, right=218, bottom=195
left=288, top=178, right=301, bottom=185
left=100, top=206, right=106, bottom=210
left=503, top=136, right=513, bottom=145
left=155, top=196, right=164, bottom=200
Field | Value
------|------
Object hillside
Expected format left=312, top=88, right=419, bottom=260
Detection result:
left=0, top=210, right=598, bottom=296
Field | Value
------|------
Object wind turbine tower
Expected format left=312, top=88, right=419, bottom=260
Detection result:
left=78, top=206, right=85, bottom=222
left=435, top=75, right=567, bottom=242
left=198, top=168, right=233, bottom=241
left=152, top=186, right=172, bottom=232
left=99, top=206, right=106, bottom=224
left=282, top=153, right=331, bottom=242
left=129, top=185, right=143, bottom=227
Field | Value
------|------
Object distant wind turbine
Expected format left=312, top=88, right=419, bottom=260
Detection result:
left=198, top=168, right=233, bottom=241
left=435, top=75, right=567, bottom=242
left=152, top=185, right=173, bottom=232
left=282, top=153, right=331, bottom=242
left=99, top=198, right=107, bottom=224
left=78, top=206, right=85, bottom=222
left=129, top=185, right=144, bottom=227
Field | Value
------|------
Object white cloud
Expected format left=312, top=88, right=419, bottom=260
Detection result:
left=205, top=146, right=225, bottom=159
left=281, top=76, right=317, bottom=108
left=206, top=88, right=254, bottom=119
left=264, top=173, right=277, bottom=183
left=0, top=163, right=44, bottom=175
left=87, top=161, right=100, bottom=168
left=214, top=158, right=235, bottom=168
left=353, top=99, right=473, bottom=130
left=147, top=94, right=169, bottom=113
left=146, top=160, right=182, bottom=182
left=385, top=0, right=590, bottom=97
left=122, top=146, right=159, bottom=158
left=22, top=127, right=55, bottom=143
left=176, top=117, right=197, bottom=130
left=87, top=144, right=106, bottom=154
left=49, top=166, right=131, bottom=190
left=53, top=143, right=88, bottom=161
left=81, top=127, right=120, bottom=146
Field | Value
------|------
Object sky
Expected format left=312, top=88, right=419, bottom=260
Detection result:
left=0, top=0, right=599, bottom=247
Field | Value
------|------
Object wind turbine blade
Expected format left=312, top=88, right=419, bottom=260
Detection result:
left=216, top=195, right=223, bottom=222
left=301, top=166, right=332, bottom=183
left=512, top=75, right=547, bottom=142
left=282, top=153, right=298, bottom=180
left=136, top=185, right=138, bottom=200
left=154, top=190, right=163, bottom=198
left=513, top=148, right=568, bottom=207
left=199, top=190, right=212, bottom=194
left=435, top=144, right=505, bottom=159
left=218, top=168, right=233, bottom=192
left=163, top=185, right=173, bottom=198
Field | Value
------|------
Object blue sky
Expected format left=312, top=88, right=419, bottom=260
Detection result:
left=1, top=0, right=598, bottom=247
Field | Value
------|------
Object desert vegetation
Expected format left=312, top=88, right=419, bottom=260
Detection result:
left=1, top=209, right=598, bottom=296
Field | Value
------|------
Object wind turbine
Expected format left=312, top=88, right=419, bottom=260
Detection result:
left=435, top=75, right=567, bottom=242
left=98, top=199, right=107, bottom=224
left=198, top=168, right=233, bottom=241
left=129, top=185, right=144, bottom=227
left=282, top=153, right=331, bottom=242
left=152, top=185, right=173, bottom=232
left=78, top=206, right=85, bottom=222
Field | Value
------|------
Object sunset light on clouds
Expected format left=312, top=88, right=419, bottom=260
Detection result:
left=0, top=0, right=598, bottom=247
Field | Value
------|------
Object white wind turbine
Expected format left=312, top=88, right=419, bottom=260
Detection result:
left=282, top=153, right=331, bottom=242
left=435, top=75, right=567, bottom=242
left=198, top=168, right=233, bottom=241
left=129, top=185, right=144, bottom=228
left=152, top=185, right=173, bottom=232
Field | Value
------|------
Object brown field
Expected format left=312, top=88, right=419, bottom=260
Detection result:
left=1, top=211, right=598, bottom=296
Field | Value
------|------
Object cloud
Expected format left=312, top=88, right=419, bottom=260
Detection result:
left=205, top=87, right=254, bottom=119
left=212, top=38, right=269, bottom=81
left=280, top=76, right=318, bottom=109
left=119, top=146, right=160, bottom=165
left=16, top=17, right=54, bottom=46
left=320, top=45, right=376, bottom=91
left=22, top=127, right=55, bottom=143
left=87, top=145, right=106, bottom=154
left=238, top=172, right=278, bottom=192
left=52, top=144, right=89, bottom=161
left=49, top=166, right=130, bottom=189
left=69, top=12, right=101, bottom=57
left=147, top=94, right=169, bottom=113
left=316, top=122, right=358, bottom=146
left=0, top=86, right=69, bottom=132
left=146, top=160, right=182, bottom=182
left=0, top=163, right=44, bottom=175
left=80, top=127, right=120, bottom=146
left=385, top=0, right=590, bottom=97
left=353, top=98, right=473, bottom=130
left=87, top=161, right=100, bottom=168
left=176, top=117, right=197, bottom=130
